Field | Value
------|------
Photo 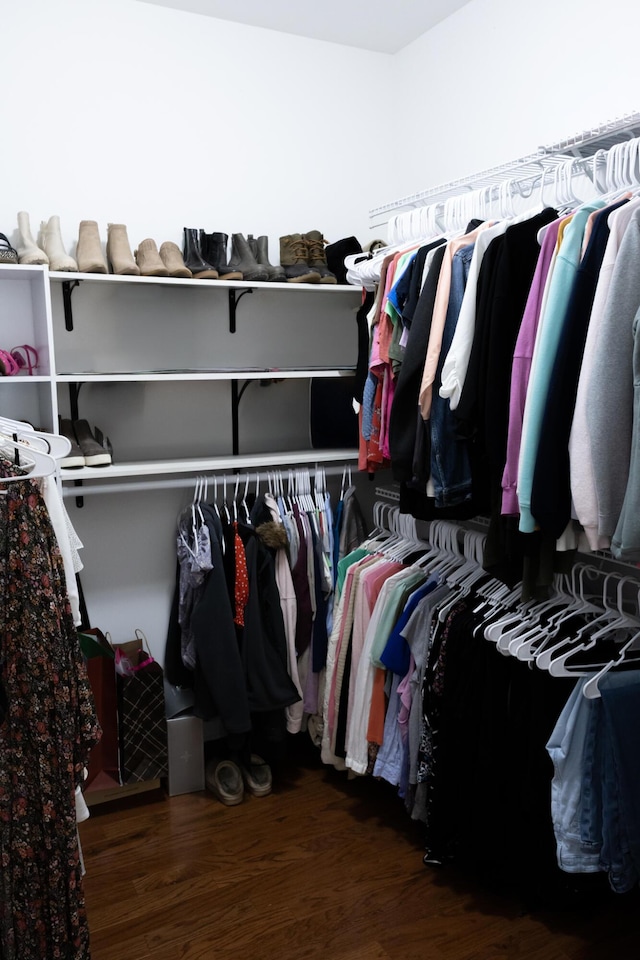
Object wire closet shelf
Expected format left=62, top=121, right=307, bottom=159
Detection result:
left=368, top=111, right=640, bottom=230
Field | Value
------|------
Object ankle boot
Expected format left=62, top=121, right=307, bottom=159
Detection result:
left=279, top=233, right=320, bottom=283
left=17, top=211, right=48, bottom=265
left=249, top=234, right=286, bottom=282
left=183, top=228, right=218, bottom=279
left=107, top=223, right=140, bottom=276
left=135, top=238, right=169, bottom=277
left=200, top=232, right=242, bottom=280
left=303, top=230, right=337, bottom=284
left=40, top=216, right=77, bottom=272
left=228, top=233, right=269, bottom=282
left=159, top=241, right=192, bottom=278
left=76, top=220, right=108, bottom=274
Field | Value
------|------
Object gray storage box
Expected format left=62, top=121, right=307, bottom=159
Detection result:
left=166, top=715, right=205, bottom=796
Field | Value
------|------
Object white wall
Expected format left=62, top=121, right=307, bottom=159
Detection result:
left=6, top=0, right=638, bottom=259
left=1, top=0, right=390, bottom=258
left=378, top=0, right=640, bottom=212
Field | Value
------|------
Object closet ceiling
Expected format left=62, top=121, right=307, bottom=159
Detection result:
left=136, top=0, right=472, bottom=53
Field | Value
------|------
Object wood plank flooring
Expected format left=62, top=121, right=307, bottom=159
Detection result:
left=79, top=745, right=639, bottom=960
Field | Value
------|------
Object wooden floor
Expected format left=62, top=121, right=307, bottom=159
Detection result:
left=80, top=745, right=639, bottom=960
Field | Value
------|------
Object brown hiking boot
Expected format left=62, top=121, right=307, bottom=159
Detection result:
left=303, top=230, right=337, bottom=284
left=279, top=233, right=321, bottom=283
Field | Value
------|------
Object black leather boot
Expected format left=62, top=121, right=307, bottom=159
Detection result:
left=200, top=232, right=243, bottom=280
left=228, top=233, right=269, bottom=282
left=182, top=228, right=218, bottom=279
left=248, top=234, right=286, bottom=282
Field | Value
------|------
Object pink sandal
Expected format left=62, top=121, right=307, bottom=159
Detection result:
left=0, top=344, right=39, bottom=376
left=11, top=344, right=39, bottom=375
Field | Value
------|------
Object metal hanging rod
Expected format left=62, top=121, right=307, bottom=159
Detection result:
left=369, top=110, right=640, bottom=220
left=60, top=461, right=355, bottom=498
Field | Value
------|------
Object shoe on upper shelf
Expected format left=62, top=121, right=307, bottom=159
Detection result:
left=17, top=211, right=48, bottom=265
left=182, top=227, right=219, bottom=279
left=248, top=234, right=286, bottom=282
left=135, top=238, right=169, bottom=278
left=303, top=230, right=337, bottom=284
left=159, top=241, right=192, bottom=279
left=76, top=220, right=109, bottom=274
left=199, top=231, right=242, bottom=280
left=107, top=223, right=140, bottom=276
left=40, top=216, right=78, bottom=272
left=279, top=233, right=320, bottom=283
left=228, top=233, right=269, bottom=282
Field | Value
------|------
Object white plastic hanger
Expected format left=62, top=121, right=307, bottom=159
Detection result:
left=582, top=620, right=640, bottom=699
left=502, top=574, right=573, bottom=658
left=0, top=415, right=71, bottom=460
left=535, top=569, right=621, bottom=671
left=0, top=430, right=59, bottom=482
left=546, top=575, right=640, bottom=678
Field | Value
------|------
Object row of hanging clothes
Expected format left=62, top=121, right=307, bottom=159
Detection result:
left=346, top=137, right=640, bottom=597
left=0, top=416, right=99, bottom=960
left=164, top=465, right=367, bottom=763
left=319, top=503, right=640, bottom=904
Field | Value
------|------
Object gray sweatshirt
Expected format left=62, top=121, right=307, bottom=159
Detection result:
left=588, top=208, right=640, bottom=539
left=611, top=305, right=640, bottom=560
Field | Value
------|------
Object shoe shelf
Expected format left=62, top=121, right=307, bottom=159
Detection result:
left=55, top=368, right=356, bottom=382
left=48, top=271, right=360, bottom=292
left=48, top=267, right=361, bottom=468
left=0, top=375, right=51, bottom=383
left=0, top=263, right=360, bottom=488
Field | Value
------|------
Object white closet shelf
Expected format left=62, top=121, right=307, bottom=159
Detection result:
left=0, top=375, right=50, bottom=384
left=49, top=271, right=362, bottom=294
left=56, top=368, right=356, bottom=383
left=59, top=449, right=357, bottom=482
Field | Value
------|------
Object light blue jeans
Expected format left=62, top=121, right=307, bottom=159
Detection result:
left=546, top=677, right=602, bottom=874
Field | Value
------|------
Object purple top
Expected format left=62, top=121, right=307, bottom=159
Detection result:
left=501, top=218, right=562, bottom=515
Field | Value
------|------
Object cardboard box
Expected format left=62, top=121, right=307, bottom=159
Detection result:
left=166, top=715, right=205, bottom=796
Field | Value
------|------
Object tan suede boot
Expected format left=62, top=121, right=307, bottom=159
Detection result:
left=107, top=223, right=140, bottom=276
left=159, top=241, right=192, bottom=278
left=135, top=238, right=169, bottom=277
left=76, top=221, right=108, bottom=274
left=17, top=211, right=48, bottom=265
left=40, top=216, right=78, bottom=272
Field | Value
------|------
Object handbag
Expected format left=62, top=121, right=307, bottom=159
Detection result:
left=113, top=629, right=168, bottom=785
left=81, top=628, right=120, bottom=789
left=0, top=233, right=18, bottom=264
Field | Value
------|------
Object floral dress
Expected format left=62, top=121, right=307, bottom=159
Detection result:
left=0, top=470, right=101, bottom=959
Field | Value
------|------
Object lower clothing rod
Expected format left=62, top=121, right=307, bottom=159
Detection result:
left=60, top=462, right=355, bottom=497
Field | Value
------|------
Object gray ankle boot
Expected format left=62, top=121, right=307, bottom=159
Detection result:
left=248, top=234, right=286, bottom=282
left=228, top=233, right=269, bottom=282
